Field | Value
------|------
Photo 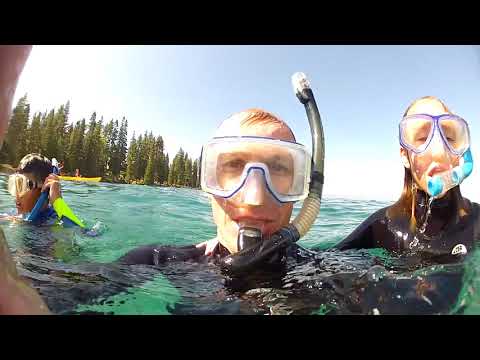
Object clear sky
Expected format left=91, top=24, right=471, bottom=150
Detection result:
left=13, top=45, right=480, bottom=202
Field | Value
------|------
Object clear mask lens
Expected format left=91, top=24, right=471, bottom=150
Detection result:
left=400, top=114, right=470, bottom=155
left=202, top=137, right=311, bottom=202
left=7, top=174, right=35, bottom=197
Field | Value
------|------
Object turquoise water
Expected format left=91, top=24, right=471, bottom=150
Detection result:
left=0, top=175, right=479, bottom=314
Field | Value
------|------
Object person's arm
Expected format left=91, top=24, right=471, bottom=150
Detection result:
left=117, top=244, right=205, bottom=265
left=42, top=174, right=86, bottom=228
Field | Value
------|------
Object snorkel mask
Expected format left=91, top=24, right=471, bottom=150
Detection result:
left=8, top=172, right=49, bottom=222
left=399, top=113, right=473, bottom=198
left=201, top=72, right=325, bottom=273
left=201, top=136, right=311, bottom=204
left=8, top=173, right=40, bottom=198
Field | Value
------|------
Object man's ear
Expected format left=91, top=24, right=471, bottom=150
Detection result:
left=400, top=147, right=410, bottom=169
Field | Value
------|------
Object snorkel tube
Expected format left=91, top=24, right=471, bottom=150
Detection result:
left=221, top=72, right=325, bottom=274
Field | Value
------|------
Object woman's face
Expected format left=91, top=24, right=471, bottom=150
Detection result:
left=400, top=99, right=461, bottom=197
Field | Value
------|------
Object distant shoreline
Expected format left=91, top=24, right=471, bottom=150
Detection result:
left=0, top=163, right=198, bottom=190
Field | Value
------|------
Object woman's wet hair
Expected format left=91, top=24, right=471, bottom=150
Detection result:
left=388, top=96, right=467, bottom=230
left=17, top=153, right=52, bottom=183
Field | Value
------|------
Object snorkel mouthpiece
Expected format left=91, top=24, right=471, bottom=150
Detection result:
left=223, top=225, right=300, bottom=274
left=426, top=148, right=473, bottom=198
left=237, top=226, right=262, bottom=252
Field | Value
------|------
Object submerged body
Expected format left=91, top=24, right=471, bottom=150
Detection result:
left=112, top=237, right=468, bottom=315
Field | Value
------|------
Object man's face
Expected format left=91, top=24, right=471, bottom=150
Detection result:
left=210, top=123, right=295, bottom=254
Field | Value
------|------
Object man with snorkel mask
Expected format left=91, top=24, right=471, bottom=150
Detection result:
left=119, top=73, right=325, bottom=274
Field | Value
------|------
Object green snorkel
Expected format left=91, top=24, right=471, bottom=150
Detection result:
left=220, top=72, right=325, bottom=274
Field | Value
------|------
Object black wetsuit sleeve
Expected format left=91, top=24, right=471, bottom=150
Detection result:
left=333, top=208, right=388, bottom=250
left=116, top=244, right=206, bottom=265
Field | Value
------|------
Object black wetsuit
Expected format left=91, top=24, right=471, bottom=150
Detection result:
left=114, top=238, right=469, bottom=315
left=333, top=190, right=480, bottom=262
left=117, top=240, right=315, bottom=272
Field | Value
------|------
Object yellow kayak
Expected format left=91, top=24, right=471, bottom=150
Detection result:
left=59, top=176, right=102, bottom=182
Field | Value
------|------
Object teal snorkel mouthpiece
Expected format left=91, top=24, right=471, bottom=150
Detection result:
left=427, top=148, right=473, bottom=198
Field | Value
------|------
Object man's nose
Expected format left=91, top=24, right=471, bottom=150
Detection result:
left=240, top=170, right=266, bottom=206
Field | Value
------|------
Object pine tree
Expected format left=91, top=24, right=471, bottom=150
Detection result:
left=103, top=119, right=114, bottom=177
left=2, top=94, right=30, bottom=164
left=164, top=153, right=169, bottom=185
left=134, top=134, right=144, bottom=179
left=43, top=109, right=58, bottom=159
left=153, top=136, right=164, bottom=183
left=184, top=155, right=192, bottom=187
left=94, top=118, right=106, bottom=176
left=144, top=151, right=155, bottom=185
left=54, top=104, right=68, bottom=161
left=176, top=148, right=185, bottom=185
left=27, top=112, right=43, bottom=154
left=63, top=123, right=74, bottom=171
left=68, top=119, right=86, bottom=173
left=192, top=159, right=199, bottom=189
left=118, top=118, right=128, bottom=175
left=83, top=112, right=97, bottom=176
left=167, top=153, right=175, bottom=186
left=125, top=133, right=137, bottom=182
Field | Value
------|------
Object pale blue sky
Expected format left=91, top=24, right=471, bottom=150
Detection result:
left=13, top=45, right=480, bottom=201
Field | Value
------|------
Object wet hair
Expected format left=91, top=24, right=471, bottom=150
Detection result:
left=216, top=108, right=296, bottom=141
left=17, top=153, right=52, bottom=183
left=388, top=96, right=467, bottom=230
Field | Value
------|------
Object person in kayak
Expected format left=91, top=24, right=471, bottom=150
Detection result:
left=58, top=160, right=64, bottom=175
left=334, top=96, right=479, bottom=262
